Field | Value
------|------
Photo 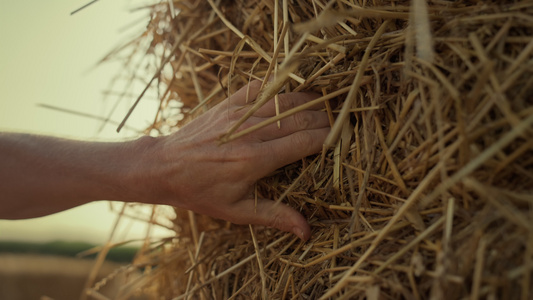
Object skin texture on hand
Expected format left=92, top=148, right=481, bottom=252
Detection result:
left=0, top=81, right=329, bottom=241
left=146, top=81, right=330, bottom=240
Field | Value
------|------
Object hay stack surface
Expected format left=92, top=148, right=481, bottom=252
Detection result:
left=103, top=0, right=533, bottom=299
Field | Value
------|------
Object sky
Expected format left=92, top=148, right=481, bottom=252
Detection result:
left=0, top=0, right=175, bottom=244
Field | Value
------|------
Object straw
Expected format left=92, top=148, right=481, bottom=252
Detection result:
left=95, top=0, right=533, bottom=298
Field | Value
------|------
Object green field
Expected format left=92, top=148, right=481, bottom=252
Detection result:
left=0, top=240, right=138, bottom=263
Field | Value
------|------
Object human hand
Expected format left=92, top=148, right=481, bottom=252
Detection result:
left=147, top=81, right=330, bottom=240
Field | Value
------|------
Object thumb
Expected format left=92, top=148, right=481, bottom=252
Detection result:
left=232, top=198, right=311, bottom=241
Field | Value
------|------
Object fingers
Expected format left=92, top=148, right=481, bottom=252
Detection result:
left=253, top=110, right=330, bottom=141
left=258, top=127, right=330, bottom=172
left=254, top=92, right=324, bottom=117
left=226, top=81, right=324, bottom=117
left=227, top=80, right=262, bottom=106
left=230, top=198, right=311, bottom=240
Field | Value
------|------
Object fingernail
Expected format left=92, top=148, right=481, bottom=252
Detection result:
left=293, top=227, right=305, bottom=240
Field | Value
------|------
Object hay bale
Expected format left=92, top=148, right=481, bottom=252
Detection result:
left=109, top=0, right=533, bottom=299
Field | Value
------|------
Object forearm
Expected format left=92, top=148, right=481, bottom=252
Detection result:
left=0, top=82, right=329, bottom=240
left=0, top=133, right=158, bottom=219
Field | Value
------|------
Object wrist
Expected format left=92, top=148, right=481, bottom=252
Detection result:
left=123, top=135, right=178, bottom=206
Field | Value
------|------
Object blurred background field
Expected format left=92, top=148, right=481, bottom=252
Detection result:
left=0, top=241, right=140, bottom=299
left=0, top=253, right=144, bottom=300
left=0, top=1, right=172, bottom=299
left=0, top=241, right=137, bottom=263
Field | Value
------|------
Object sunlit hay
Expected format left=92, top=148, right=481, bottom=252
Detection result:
left=105, top=0, right=533, bottom=299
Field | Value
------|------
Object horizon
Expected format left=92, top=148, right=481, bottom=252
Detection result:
left=0, top=0, right=176, bottom=244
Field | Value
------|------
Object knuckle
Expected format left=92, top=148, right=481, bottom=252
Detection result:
left=278, top=96, right=295, bottom=111
left=268, top=211, right=287, bottom=231
left=292, top=131, right=314, bottom=149
left=292, top=112, right=310, bottom=129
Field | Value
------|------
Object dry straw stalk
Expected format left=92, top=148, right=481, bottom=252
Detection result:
left=94, top=0, right=533, bottom=299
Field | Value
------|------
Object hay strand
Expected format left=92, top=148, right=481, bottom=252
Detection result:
left=99, top=0, right=533, bottom=298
